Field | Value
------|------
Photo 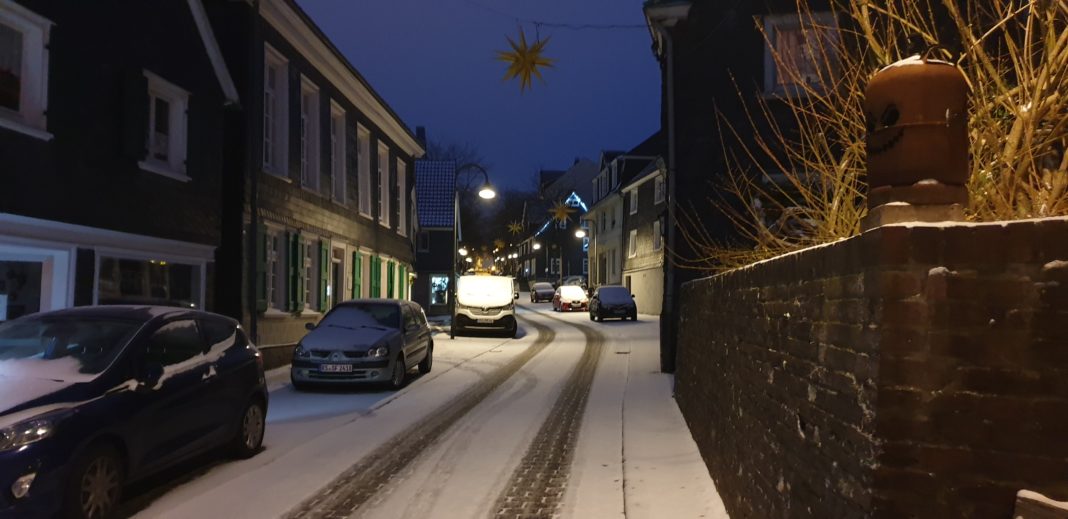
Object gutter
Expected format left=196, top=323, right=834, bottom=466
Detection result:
left=187, top=0, right=241, bottom=106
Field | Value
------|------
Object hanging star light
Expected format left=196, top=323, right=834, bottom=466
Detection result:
left=549, top=201, right=577, bottom=223
left=508, top=220, right=524, bottom=236
left=494, top=238, right=507, bottom=251
left=497, top=27, right=554, bottom=92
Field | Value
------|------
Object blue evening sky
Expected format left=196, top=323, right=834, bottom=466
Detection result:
left=296, top=0, right=661, bottom=190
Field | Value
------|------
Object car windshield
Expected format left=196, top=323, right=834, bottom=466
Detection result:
left=559, top=286, right=587, bottom=299
left=598, top=286, right=632, bottom=304
left=321, top=304, right=400, bottom=330
left=0, top=316, right=143, bottom=379
left=533, top=283, right=554, bottom=291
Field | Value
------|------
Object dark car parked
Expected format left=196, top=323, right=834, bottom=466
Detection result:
left=291, top=299, right=433, bottom=390
left=589, top=286, right=638, bottom=322
left=529, top=282, right=556, bottom=303
left=0, top=306, right=267, bottom=519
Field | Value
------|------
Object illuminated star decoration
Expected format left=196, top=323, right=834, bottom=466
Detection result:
left=549, top=201, right=577, bottom=223
left=494, top=239, right=507, bottom=251
left=496, top=27, right=554, bottom=92
left=508, top=220, right=524, bottom=236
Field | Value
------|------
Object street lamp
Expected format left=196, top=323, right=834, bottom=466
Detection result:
left=532, top=242, right=541, bottom=250
left=452, top=163, right=496, bottom=339
left=458, top=247, right=468, bottom=257
left=574, top=229, right=587, bottom=238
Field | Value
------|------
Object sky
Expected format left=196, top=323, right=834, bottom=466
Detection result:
left=296, top=0, right=662, bottom=191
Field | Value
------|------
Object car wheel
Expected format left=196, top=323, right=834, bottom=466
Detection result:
left=510, top=322, right=518, bottom=339
left=390, top=355, right=407, bottom=389
left=62, top=444, right=124, bottom=519
left=418, top=343, right=433, bottom=374
left=589, top=312, right=595, bottom=321
left=231, top=398, right=266, bottom=459
left=596, top=312, right=604, bottom=322
left=291, top=378, right=309, bottom=392
left=630, top=312, right=638, bottom=321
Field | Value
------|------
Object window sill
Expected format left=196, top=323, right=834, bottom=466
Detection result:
left=261, top=308, right=291, bottom=319
left=264, top=170, right=293, bottom=183
left=331, top=198, right=347, bottom=208
left=379, top=221, right=390, bottom=229
left=300, top=184, right=321, bottom=195
left=0, top=116, right=53, bottom=141
left=139, top=161, right=191, bottom=182
left=297, top=309, right=322, bottom=318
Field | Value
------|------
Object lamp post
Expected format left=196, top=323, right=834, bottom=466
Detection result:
left=451, top=163, right=495, bottom=339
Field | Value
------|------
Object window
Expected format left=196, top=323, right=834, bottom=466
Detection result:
left=0, top=2, right=50, bottom=138
left=145, top=320, right=204, bottom=368
left=653, top=219, right=662, bottom=251
left=628, top=229, right=637, bottom=258
left=629, top=190, right=638, bottom=214
left=378, top=142, right=390, bottom=227
left=397, top=158, right=407, bottom=236
left=330, top=102, right=346, bottom=204
left=763, top=12, right=839, bottom=96
left=582, top=258, right=589, bottom=275
left=97, top=256, right=202, bottom=308
left=266, top=229, right=286, bottom=310
left=299, top=77, right=320, bottom=190
left=550, top=258, right=561, bottom=275
left=357, top=125, right=371, bottom=216
left=429, top=275, right=448, bottom=306
left=140, top=71, right=189, bottom=180
left=417, top=231, right=429, bottom=252
left=263, top=45, right=288, bottom=175
left=303, top=239, right=318, bottom=311
left=654, top=176, right=665, bottom=204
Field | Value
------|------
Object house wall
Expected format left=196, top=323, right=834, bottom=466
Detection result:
left=622, top=171, right=666, bottom=314
left=677, top=219, right=1068, bottom=519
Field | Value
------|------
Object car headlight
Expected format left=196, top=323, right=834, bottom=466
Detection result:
left=0, top=418, right=55, bottom=452
left=368, top=346, right=389, bottom=358
left=294, top=344, right=310, bottom=358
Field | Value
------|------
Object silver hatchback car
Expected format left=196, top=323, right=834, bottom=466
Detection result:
left=290, top=299, right=433, bottom=390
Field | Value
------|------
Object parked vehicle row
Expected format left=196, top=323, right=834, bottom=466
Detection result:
left=529, top=283, right=639, bottom=322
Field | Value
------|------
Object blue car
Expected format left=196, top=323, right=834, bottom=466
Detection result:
left=0, top=306, right=268, bottom=519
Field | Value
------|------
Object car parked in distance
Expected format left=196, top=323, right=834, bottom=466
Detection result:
left=553, top=285, right=589, bottom=312
left=530, top=282, right=556, bottom=303
left=291, top=299, right=432, bottom=390
left=589, top=285, right=638, bottom=322
left=453, top=275, right=519, bottom=338
left=0, top=306, right=267, bottom=519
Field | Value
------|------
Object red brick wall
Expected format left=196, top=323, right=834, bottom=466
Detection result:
left=677, top=218, right=1068, bottom=518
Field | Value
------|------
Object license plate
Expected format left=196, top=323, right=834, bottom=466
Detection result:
left=572, top=301, right=583, bottom=305
left=320, top=364, right=352, bottom=373
left=477, top=318, right=494, bottom=324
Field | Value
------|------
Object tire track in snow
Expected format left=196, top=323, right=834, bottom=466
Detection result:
left=283, top=317, right=556, bottom=519
left=492, top=312, right=606, bottom=519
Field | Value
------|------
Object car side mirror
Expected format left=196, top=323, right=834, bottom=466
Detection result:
left=515, top=293, right=519, bottom=300
left=305, top=322, right=316, bottom=331
left=137, top=362, right=164, bottom=392
left=631, top=294, right=635, bottom=298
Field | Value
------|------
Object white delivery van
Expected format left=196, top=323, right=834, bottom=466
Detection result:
left=453, top=275, right=518, bottom=338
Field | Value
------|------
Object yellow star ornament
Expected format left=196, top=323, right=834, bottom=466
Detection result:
left=508, top=221, right=524, bottom=236
left=494, top=239, right=507, bottom=251
left=497, top=28, right=554, bottom=92
left=549, top=201, right=577, bottom=223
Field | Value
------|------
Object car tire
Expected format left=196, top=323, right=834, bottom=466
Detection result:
left=630, top=312, right=638, bottom=322
left=510, top=322, right=518, bottom=339
left=418, top=344, right=433, bottom=374
left=61, top=444, right=124, bottom=519
left=231, top=398, right=266, bottom=459
left=589, top=312, right=595, bottom=321
left=596, top=312, right=604, bottom=322
left=390, top=355, right=407, bottom=389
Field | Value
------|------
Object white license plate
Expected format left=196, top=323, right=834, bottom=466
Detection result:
left=320, top=364, right=353, bottom=373
left=477, top=318, right=494, bottom=324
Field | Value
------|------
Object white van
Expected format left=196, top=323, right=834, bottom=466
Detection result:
left=453, top=275, right=518, bottom=338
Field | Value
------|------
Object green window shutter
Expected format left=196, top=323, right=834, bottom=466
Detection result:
left=387, top=261, right=395, bottom=299
left=351, top=251, right=361, bottom=299
left=255, top=223, right=268, bottom=312
left=371, top=256, right=381, bottom=298
left=287, top=231, right=298, bottom=312
left=290, top=232, right=305, bottom=312
left=399, top=265, right=406, bottom=299
left=319, top=240, right=329, bottom=310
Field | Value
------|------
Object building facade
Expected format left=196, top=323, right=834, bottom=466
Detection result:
left=208, top=0, right=423, bottom=347
left=412, top=160, right=455, bottom=316
left=0, top=0, right=235, bottom=321
left=621, top=159, right=667, bottom=315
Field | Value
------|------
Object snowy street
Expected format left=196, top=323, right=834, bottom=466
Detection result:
left=121, top=298, right=727, bottom=519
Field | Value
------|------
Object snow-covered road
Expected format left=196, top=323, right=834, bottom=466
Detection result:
left=124, top=299, right=728, bottom=519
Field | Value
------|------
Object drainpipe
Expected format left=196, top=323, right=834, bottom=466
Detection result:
left=247, top=0, right=263, bottom=342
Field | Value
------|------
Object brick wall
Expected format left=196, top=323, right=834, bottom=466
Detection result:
left=677, top=218, right=1068, bottom=518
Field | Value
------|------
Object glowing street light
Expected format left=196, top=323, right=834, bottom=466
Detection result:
left=532, top=242, right=542, bottom=250
left=574, top=229, right=587, bottom=238
left=458, top=247, right=468, bottom=257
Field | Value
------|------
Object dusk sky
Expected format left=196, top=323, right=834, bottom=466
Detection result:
left=296, top=0, right=662, bottom=191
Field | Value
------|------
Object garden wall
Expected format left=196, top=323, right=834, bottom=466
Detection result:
left=677, top=218, right=1068, bottom=518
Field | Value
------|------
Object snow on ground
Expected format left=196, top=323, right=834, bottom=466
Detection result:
left=131, top=326, right=535, bottom=519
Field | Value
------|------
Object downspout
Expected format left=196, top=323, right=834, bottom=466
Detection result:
left=655, top=21, right=679, bottom=373
left=247, top=0, right=263, bottom=342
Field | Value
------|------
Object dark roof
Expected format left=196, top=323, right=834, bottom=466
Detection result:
left=618, top=131, right=665, bottom=185
left=415, top=160, right=456, bottom=228
left=538, top=170, right=565, bottom=193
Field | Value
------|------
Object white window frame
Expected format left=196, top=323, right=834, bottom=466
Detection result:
left=654, top=176, right=665, bottom=204
left=763, top=12, right=839, bottom=97
left=653, top=220, right=663, bottom=251
left=266, top=226, right=287, bottom=311
left=397, top=158, right=407, bottom=236
left=378, top=141, right=390, bottom=228
left=299, top=76, right=320, bottom=191
left=357, top=124, right=372, bottom=217
left=629, top=189, right=638, bottom=214
left=0, top=2, right=51, bottom=140
left=139, top=70, right=190, bottom=182
left=329, top=101, right=346, bottom=204
left=628, top=229, right=638, bottom=258
left=262, top=44, right=288, bottom=176
left=303, top=237, right=318, bottom=312
left=582, top=258, right=589, bottom=275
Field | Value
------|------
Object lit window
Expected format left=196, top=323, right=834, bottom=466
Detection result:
left=763, top=12, right=839, bottom=96
left=357, top=125, right=371, bottom=217
left=141, top=71, right=189, bottom=180
left=300, top=77, right=320, bottom=191
left=330, top=102, right=346, bottom=204
left=263, top=45, right=288, bottom=175
left=0, top=3, right=50, bottom=138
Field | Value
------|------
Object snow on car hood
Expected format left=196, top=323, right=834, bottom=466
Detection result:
left=302, top=324, right=396, bottom=351
left=457, top=276, right=515, bottom=307
left=0, top=373, right=73, bottom=416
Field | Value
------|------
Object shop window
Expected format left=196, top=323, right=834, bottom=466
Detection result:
left=430, top=274, right=448, bottom=306
left=97, top=257, right=201, bottom=308
left=0, top=260, right=42, bottom=321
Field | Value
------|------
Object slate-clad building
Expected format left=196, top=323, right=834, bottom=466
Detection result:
left=621, top=157, right=667, bottom=315
left=0, top=0, right=236, bottom=321
left=412, top=160, right=456, bottom=316
left=207, top=0, right=424, bottom=347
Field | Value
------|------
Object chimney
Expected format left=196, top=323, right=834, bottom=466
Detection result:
left=415, top=126, right=427, bottom=147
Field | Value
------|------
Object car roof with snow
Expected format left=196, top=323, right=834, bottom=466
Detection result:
left=14, top=305, right=233, bottom=324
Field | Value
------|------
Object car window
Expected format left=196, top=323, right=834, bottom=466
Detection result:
left=0, top=316, right=142, bottom=379
left=598, top=286, right=633, bottom=304
left=402, top=305, right=419, bottom=330
left=145, top=320, right=205, bottom=367
left=200, top=318, right=240, bottom=352
left=321, top=303, right=401, bottom=329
